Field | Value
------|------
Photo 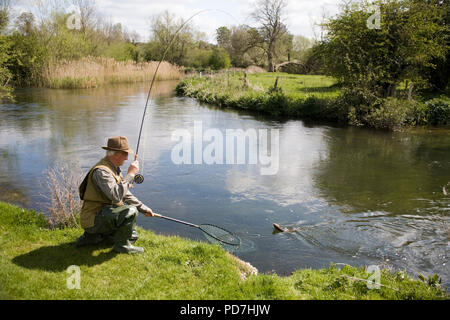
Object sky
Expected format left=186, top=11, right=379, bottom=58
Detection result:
left=11, top=0, right=342, bottom=42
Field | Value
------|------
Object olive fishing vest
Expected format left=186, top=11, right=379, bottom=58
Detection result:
left=79, top=157, right=124, bottom=229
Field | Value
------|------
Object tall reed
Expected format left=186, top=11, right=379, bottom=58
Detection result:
left=43, top=56, right=184, bottom=89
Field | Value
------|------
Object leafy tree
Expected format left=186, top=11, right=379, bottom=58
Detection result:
left=216, top=26, right=231, bottom=49
left=216, top=25, right=268, bottom=68
left=7, top=31, right=48, bottom=87
left=0, top=6, right=12, bottom=100
left=149, top=10, right=193, bottom=65
left=418, top=0, right=449, bottom=92
left=208, top=47, right=231, bottom=70
left=318, top=0, right=448, bottom=97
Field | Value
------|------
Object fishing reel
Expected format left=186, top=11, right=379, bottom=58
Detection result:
left=134, top=174, right=144, bottom=184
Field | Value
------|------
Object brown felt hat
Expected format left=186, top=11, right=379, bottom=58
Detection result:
left=102, top=136, right=134, bottom=154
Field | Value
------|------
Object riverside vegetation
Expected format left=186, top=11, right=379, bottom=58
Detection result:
left=0, top=201, right=448, bottom=300
left=176, top=72, right=450, bottom=130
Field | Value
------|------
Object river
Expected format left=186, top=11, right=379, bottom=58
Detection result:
left=1, top=81, right=449, bottom=287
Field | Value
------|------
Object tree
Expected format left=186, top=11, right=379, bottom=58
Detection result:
left=318, top=0, right=448, bottom=97
left=15, top=12, right=37, bottom=36
left=419, top=0, right=449, bottom=91
left=70, top=0, right=98, bottom=38
left=149, top=10, right=194, bottom=65
left=216, top=25, right=267, bottom=68
left=0, top=2, right=12, bottom=100
left=0, top=0, right=11, bottom=29
left=216, top=26, right=231, bottom=49
left=208, top=47, right=231, bottom=70
left=251, top=0, right=288, bottom=72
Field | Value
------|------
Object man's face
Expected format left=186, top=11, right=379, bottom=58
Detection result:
left=111, top=151, right=129, bottom=167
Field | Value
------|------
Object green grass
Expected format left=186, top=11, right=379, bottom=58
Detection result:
left=176, top=72, right=347, bottom=122
left=0, top=201, right=447, bottom=300
left=244, top=73, right=340, bottom=99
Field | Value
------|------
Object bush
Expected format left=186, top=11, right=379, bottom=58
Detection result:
left=424, top=97, right=450, bottom=125
left=43, top=162, right=83, bottom=229
left=364, top=98, right=417, bottom=130
left=208, top=48, right=231, bottom=70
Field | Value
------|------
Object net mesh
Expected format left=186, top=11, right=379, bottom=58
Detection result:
left=200, top=224, right=241, bottom=250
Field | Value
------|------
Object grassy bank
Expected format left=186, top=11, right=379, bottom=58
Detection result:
left=176, top=72, right=346, bottom=123
left=43, top=57, right=184, bottom=89
left=176, top=73, right=450, bottom=129
left=0, top=201, right=447, bottom=300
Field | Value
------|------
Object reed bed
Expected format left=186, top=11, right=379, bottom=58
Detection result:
left=43, top=57, right=184, bottom=89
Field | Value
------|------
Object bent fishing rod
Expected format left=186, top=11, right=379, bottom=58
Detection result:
left=133, top=9, right=209, bottom=185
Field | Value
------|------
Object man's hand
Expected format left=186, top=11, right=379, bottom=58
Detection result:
left=128, top=160, right=139, bottom=177
left=143, top=208, right=155, bottom=217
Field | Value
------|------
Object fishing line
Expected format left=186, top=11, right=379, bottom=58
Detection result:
left=134, top=9, right=208, bottom=184
left=134, top=8, right=244, bottom=184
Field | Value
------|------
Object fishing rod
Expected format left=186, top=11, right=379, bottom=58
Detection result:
left=133, top=9, right=209, bottom=184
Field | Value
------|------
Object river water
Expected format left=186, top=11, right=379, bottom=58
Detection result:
left=1, top=81, right=449, bottom=287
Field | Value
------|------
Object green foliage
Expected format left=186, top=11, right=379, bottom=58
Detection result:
left=177, top=73, right=344, bottom=122
left=363, top=98, right=417, bottom=130
left=424, top=97, right=450, bottom=125
left=183, top=48, right=212, bottom=69
left=0, top=9, right=12, bottom=100
left=318, top=0, right=449, bottom=97
left=0, top=34, right=13, bottom=100
left=7, top=32, right=48, bottom=87
left=418, top=274, right=442, bottom=289
left=103, top=42, right=139, bottom=62
left=208, top=48, right=231, bottom=70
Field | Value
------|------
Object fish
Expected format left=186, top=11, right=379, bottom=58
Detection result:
left=273, top=223, right=289, bottom=233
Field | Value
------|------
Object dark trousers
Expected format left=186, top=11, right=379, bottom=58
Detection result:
left=85, top=205, right=138, bottom=248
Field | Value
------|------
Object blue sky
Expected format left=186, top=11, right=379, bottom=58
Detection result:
left=12, top=0, right=341, bottom=42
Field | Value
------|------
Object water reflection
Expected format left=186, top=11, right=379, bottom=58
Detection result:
left=225, top=122, right=329, bottom=206
left=313, top=127, right=450, bottom=215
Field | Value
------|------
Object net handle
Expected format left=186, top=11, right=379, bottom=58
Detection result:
left=153, top=213, right=239, bottom=247
left=154, top=213, right=200, bottom=229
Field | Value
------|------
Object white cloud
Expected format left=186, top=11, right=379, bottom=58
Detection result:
left=10, top=0, right=341, bottom=41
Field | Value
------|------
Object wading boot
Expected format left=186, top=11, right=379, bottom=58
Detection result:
left=75, top=232, right=103, bottom=248
left=113, top=220, right=144, bottom=254
left=113, top=240, right=144, bottom=254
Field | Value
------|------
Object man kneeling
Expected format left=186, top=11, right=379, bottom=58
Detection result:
left=76, top=136, right=154, bottom=254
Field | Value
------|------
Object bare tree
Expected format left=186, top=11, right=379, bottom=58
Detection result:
left=15, top=12, right=36, bottom=35
left=70, top=0, right=98, bottom=37
left=251, top=0, right=288, bottom=72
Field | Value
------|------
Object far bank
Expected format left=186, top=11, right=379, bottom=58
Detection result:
left=176, top=72, right=450, bottom=130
